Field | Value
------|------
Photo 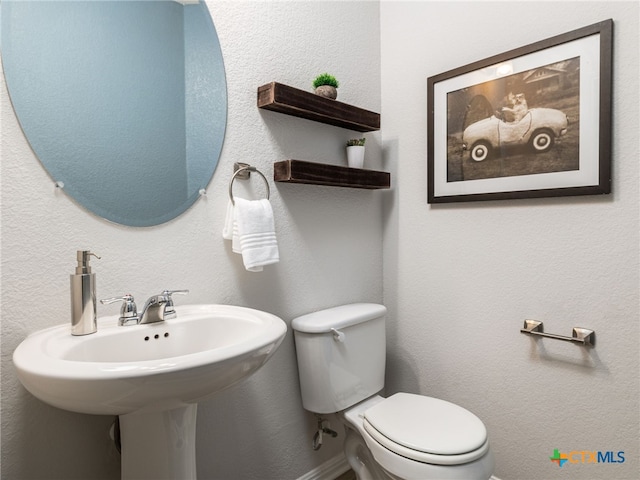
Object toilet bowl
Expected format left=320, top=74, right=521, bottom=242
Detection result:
left=342, top=395, right=494, bottom=480
left=292, top=303, right=494, bottom=480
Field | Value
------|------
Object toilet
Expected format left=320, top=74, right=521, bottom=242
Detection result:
left=292, top=303, right=494, bottom=480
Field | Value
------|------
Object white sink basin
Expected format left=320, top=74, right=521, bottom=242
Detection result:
left=13, top=304, right=287, bottom=415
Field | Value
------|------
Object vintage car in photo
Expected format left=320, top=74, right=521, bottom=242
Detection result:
left=461, top=96, right=569, bottom=162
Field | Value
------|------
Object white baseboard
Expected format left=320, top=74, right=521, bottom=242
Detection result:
left=296, top=454, right=501, bottom=480
left=296, top=454, right=350, bottom=480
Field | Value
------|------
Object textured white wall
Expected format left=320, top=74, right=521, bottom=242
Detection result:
left=381, top=2, right=639, bottom=479
left=0, top=1, right=382, bottom=478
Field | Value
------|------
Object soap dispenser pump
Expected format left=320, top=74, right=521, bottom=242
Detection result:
left=70, top=250, right=101, bottom=336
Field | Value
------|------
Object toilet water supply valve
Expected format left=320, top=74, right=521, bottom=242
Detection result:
left=312, top=416, right=338, bottom=450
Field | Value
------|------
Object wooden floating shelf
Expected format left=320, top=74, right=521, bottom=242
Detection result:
left=274, top=160, right=390, bottom=190
left=258, top=82, right=380, bottom=132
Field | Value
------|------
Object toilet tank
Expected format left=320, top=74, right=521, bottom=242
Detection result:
left=292, top=303, right=386, bottom=414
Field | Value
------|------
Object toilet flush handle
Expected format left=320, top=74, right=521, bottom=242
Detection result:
left=331, top=328, right=345, bottom=343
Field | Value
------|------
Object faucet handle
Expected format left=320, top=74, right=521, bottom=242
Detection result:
left=162, top=289, right=189, bottom=297
left=161, top=290, right=189, bottom=319
left=100, top=294, right=139, bottom=326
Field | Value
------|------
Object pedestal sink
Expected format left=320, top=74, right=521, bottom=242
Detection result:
left=13, top=304, right=287, bottom=479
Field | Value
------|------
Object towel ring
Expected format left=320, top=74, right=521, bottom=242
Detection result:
left=229, top=165, right=270, bottom=205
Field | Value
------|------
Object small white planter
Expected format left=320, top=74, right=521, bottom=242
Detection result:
left=346, top=146, right=365, bottom=169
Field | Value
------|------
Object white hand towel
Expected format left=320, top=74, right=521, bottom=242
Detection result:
left=233, top=197, right=279, bottom=272
left=222, top=199, right=234, bottom=239
left=222, top=199, right=241, bottom=253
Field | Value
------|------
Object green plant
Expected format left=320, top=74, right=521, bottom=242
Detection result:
left=346, top=138, right=366, bottom=147
left=313, top=73, right=339, bottom=89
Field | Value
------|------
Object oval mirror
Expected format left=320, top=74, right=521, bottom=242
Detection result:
left=2, top=0, right=227, bottom=227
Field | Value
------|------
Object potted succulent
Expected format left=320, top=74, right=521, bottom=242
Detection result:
left=346, top=137, right=366, bottom=168
left=313, top=73, right=339, bottom=100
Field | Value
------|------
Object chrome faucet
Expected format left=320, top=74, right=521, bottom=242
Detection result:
left=139, top=290, right=189, bottom=324
left=101, top=290, right=188, bottom=326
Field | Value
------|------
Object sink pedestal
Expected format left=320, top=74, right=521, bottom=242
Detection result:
left=120, top=405, right=198, bottom=480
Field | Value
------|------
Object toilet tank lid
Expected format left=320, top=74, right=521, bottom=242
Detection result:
left=292, top=303, right=386, bottom=333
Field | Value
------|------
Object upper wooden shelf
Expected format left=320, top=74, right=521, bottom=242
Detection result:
left=257, top=82, right=380, bottom=132
left=274, top=160, right=390, bottom=190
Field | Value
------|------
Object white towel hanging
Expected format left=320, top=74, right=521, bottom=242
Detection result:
left=224, top=197, right=279, bottom=271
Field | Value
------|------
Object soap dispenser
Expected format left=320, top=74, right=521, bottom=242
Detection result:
left=70, top=250, right=100, bottom=335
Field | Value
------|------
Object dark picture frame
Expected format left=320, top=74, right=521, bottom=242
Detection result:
left=427, top=19, right=612, bottom=203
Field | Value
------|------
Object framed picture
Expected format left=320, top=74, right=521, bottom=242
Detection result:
left=427, top=19, right=612, bottom=203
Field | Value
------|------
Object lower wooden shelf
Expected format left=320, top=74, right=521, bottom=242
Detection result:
left=274, top=160, right=390, bottom=190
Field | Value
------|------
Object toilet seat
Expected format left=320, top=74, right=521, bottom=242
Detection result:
left=363, top=393, right=489, bottom=466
